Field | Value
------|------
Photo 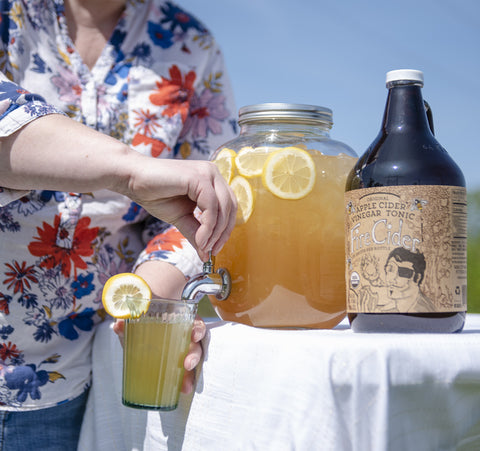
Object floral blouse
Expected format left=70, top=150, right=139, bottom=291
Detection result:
left=0, top=0, right=237, bottom=411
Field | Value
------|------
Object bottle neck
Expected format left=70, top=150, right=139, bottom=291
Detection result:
left=382, top=84, right=432, bottom=135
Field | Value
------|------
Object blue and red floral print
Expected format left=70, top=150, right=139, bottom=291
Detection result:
left=0, top=0, right=236, bottom=411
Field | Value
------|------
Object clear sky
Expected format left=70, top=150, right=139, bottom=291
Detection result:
left=180, top=0, right=480, bottom=190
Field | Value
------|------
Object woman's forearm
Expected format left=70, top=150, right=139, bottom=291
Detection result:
left=0, top=114, right=133, bottom=193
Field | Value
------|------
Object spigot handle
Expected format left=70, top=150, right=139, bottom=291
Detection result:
left=203, top=251, right=215, bottom=274
left=204, top=251, right=231, bottom=300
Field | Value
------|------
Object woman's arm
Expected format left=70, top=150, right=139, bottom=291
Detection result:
left=0, top=113, right=236, bottom=259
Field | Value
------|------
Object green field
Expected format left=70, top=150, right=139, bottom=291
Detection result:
left=467, top=190, right=480, bottom=313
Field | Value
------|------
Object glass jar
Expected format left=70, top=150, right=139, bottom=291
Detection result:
left=211, top=103, right=357, bottom=328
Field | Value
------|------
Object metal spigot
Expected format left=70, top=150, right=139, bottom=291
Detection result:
left=181, top=252, right=231, bottom=302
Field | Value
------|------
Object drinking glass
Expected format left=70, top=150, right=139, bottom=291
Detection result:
left=122, top=298, right=198, bottom=410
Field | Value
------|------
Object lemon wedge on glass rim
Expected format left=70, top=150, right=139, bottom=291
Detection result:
left=102, top=273, right=152, bottom=319
left=213, top=147, right=236, bottom=183
left=262, top=146, right=316, bottom=200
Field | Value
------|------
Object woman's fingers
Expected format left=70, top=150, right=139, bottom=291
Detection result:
left=191, top=315, right=207, bottom=343
left=112, top=319, right=125, bottom=347
left=181, top=316, right=206, bottom=393
left=192, top=167, right=237, bottom=259
left=209, top=173, right=237, bottom=255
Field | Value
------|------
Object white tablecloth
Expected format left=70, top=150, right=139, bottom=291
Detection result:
left=79, top=315, right=480, bottom=451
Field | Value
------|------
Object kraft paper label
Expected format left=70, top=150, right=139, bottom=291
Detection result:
left=344, top=185, right=467, bottom=313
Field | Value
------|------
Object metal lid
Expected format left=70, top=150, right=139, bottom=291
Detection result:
left=238, top=103, right=333, bottom=129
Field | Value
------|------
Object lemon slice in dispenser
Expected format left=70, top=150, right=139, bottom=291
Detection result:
left=262, top=147, right=316, bottom=200
left=213, top=148, right=236, bottom=183
left=235, top=146, right=273, bottom=178
left=230, top=175, right=254, bottom=225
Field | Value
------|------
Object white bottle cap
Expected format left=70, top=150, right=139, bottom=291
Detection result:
left=386, top=69, right=424, bottom=85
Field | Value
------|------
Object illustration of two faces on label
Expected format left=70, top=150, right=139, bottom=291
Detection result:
left=355, top=247, right=435, bottom=313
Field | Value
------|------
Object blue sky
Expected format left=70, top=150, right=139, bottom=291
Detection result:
left=180, top=0, right=480, bottom=190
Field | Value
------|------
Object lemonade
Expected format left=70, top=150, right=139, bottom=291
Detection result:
left=212, top=148, right=357, bottom=328
left=122, top=318, right=193, bottom=410
left=101, top=277, right=197, bottom=410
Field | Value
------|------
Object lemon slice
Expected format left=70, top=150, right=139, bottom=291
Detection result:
left=213, top=147, right=236, bottom=183
left=235, top=146, right=273, bottom=178
left=102, top=273, right=152, bottom=319
left=230, top=175, right=254, bottom=224
left=262, top=147, right=316, bottom=200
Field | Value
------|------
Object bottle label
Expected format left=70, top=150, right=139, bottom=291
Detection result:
left=344, top=185, right=467, bottom=314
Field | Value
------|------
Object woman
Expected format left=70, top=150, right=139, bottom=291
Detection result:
left=0, top=0, right=237, bottom=448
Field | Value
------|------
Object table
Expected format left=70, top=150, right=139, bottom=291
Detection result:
left=79, top=315, right=480, bottom=451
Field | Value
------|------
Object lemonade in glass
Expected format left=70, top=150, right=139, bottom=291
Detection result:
left=101, top=275, right=198, bottom=410
left=122, top=299, right=197, bottom=410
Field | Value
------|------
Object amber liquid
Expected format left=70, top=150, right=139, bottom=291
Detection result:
left=346, top=83, right=466, bottom=333
left=122, top=319, right=192, bottom=410
left=211, top=152, right=357, bottom=328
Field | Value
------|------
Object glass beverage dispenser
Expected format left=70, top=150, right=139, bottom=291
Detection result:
left=211, top=103, right=357, bottom=328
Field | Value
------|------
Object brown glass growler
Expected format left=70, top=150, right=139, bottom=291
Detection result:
left=344, top=70, right=467, bottom=333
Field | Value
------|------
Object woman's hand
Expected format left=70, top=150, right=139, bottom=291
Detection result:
left=122, top=157, right=237, bottom=261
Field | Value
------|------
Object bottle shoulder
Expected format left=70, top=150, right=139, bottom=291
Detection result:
left=346, top=131, right=465, bottom=189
